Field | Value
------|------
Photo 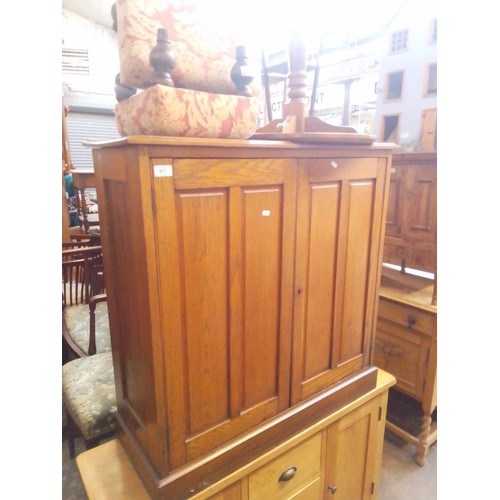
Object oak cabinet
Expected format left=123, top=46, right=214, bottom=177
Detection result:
left=383, top=153, right=437, bottom=278
left=91, top=136, right=394, bottom=499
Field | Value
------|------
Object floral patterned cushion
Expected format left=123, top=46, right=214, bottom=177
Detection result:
left=115, top=84, right=259, bottom=139
left=115, top=0, right=260, bottom=96
left=62, top=352, right=116, bottom=440
left=63, top=302, right=112, bottom=355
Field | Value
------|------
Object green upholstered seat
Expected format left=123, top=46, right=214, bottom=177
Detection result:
left=62, top=351, right=116, bottom=457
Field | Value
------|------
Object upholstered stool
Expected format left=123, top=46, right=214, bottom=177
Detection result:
left=62, top=352, right=117, bottom=458
left=113, top=0, right=261, bottom=139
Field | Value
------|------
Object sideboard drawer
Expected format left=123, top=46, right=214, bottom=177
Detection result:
left=248, top=433, right=321, bottom=499
left=378, top=299, right=435, bottom=337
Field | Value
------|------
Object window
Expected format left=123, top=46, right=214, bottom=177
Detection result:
left=390, top=29, right=408, bottom=53
left=430, top=18, right=437, bottom=43
left=386, top=71, right=404, bottom=100
left=382, top=115, right=399, bottom=143
left=425, top=63, right=437, bottom=95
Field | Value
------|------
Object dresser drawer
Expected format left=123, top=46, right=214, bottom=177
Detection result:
left=378, top=298, right=435, bottom=337
left=248, top=433, right=321, bottom=499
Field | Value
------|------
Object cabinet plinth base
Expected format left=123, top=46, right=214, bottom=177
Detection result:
left=118, top=366, right=378, bottom=499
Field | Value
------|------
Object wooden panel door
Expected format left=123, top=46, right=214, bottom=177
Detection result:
left=420, top=109, right=437, bottom=152
left=383, top=163, right=403, bottom=240
left=374, top=324, right=430, bottom=399
left=291, top=157, right=389, bottom=403
left=152, top=157, right=297, bottom=468
left=402, top=164, right=437, bottom=246
left=323, top=396, right=383, bottom=500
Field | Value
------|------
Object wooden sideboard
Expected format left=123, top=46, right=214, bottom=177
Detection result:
left=77, top=370, right=396, bottom=500
left=89, top=135, right=395, bottom=499
left=374, top=150, right=437, bottom=465
left=374, top=266, right=436, bottom=465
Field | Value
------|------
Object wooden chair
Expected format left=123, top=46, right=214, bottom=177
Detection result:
left=62, top=245, right=111, bottom=359
left=62, top=351, right=117, bottom=458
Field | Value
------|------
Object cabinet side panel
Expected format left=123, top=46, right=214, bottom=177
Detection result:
left=94, top=146, right=167, bottom=477
left=242, top=186, right=282, bottom=408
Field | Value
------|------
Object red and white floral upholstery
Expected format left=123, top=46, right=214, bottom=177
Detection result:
left=115, top=85, right=259, bottom=138
left=114, top=0, right=260, bottom=139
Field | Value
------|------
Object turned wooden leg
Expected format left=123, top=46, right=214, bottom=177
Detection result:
left=416, top=413, right=432, bottom=466
left=65, top=410, right=77, bottom=459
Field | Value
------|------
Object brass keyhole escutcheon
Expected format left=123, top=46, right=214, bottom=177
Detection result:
left=328, top=484, right=337, bottom=495
left=278, top=466, right=297, bottom=482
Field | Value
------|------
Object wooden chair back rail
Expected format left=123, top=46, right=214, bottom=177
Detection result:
left=62, top=246, right=105, bottom=307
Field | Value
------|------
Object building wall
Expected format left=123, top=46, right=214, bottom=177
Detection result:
left=374, top=1, right=437, bottom=150
left=62, top=9, right=118, bottom=111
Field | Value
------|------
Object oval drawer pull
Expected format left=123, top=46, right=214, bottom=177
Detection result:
left=328, top=484, right=337, bottom=495
left=407, top=314, right=417, bottom=329
left=278, top=466, right=297, bottom=482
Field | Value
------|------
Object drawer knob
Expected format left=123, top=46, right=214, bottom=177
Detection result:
left=278, top=466, right=297, bottom=482
left=328, top=484, right=337, bottom=495
left=407, top=314, right=417, bottom=329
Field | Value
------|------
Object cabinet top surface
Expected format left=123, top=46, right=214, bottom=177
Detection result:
left=84, top=135, right=397, bottom=153
left=379, top=266, right=437, bottom=313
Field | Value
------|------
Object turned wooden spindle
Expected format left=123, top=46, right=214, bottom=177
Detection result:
left=230, top=46, right=254, bottom=97
left=282, top=30, right=307, bottom=133
left=149, top=28, right=176, bottom=87
left=114, top=73, right=137, bottom=102
left=253, top=29, right=358, bottom=136
left=111, top=3, right=117, bottom=33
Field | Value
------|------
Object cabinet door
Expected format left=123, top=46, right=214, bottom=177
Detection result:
left=374, top=322, right=430, bottom=400
left=384, top=163, right=404, bottom=240
left=323, top=396, right=384, bottom=500
left=291, top=157, right=389, bottom=403
left=401, top=164, right=436, bottom=246
left=152, top=158, right=297, bottom=467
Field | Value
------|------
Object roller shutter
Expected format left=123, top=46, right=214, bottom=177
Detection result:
left=66, top=112, right=120, bottom=170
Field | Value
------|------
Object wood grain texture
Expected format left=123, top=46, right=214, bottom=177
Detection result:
left=89, top=137, right=394, bottom=498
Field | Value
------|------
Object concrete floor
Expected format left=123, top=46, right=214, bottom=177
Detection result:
left=378, top=430, right=437, bottom=500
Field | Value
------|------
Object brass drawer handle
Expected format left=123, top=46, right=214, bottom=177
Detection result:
left=328, top=484, right=337, bottom=495
left=278, top=466, right=297, bottom=482
left=407, top=314, right=417, bottom=329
